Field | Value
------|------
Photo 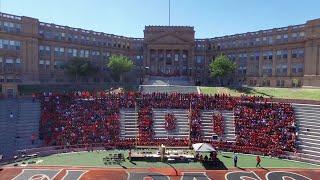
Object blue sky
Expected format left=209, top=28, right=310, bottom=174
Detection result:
left=2, top=0, right=320, bottom=38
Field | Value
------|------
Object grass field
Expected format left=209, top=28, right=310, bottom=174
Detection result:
left=200, top=86, right=320, bottom=101
left=17, top=150, right=319, bottom=169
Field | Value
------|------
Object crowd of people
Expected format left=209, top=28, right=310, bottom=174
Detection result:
left=38, top=91, right=297, bottom=157
left=190, top=109, right=202, bottom=141
left=138, top=107, right=154, bottom=142
left=212, top=112, right=224, bottom=137
left=164, top=113, right=177, bottom=131
left=233, top=102, right=296, bottom=155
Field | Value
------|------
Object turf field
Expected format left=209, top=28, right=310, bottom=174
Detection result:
left=15, top=150, right=319, bottom=169
left=200, top=86, right=320, bottom=101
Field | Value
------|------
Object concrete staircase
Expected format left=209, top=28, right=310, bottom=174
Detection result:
left=201, top=111, right=215, bottom=140
left=153, top=109, right=189, bottom=139
left=146, top=76, right=191, bottom=86
left=0, top=99, right=41, bottom=159
left=291, top=103, right=320, bottom=164
left=141, top=85, right=198, bottom=94
left=222, top=111, right=236, bottom=142
left=120, top=108, right=138, bottom=139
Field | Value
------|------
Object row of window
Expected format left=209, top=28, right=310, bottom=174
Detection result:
left=217, top=32, right=305, bottom=50
left=227, top=48, right=304, bottom=61
left=39, top=30, right=139, bottom=49
left=0, top=57, right=22, bottom=72
left=0, top=76, right=21, bottom=83
left=238, top=63, right=303, bottom=76
left=39, top=45, right=112, bottom=58
left=0, top=21, right=21, bottom=33
left=248, top=79, right=301, bottom=87
left=0, top=39, right=21, bottom=50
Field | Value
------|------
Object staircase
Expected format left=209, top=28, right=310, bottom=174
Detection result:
left=0, top=99, right=19, bottom=158
left=201, top=111, right=215, bottom=140
left=146, top=76, right=191, bottom=86
left=0, top=98, right=41, bottom=159
left=291, top=103, right=320, bottom=164
left=201, top=110, right=235, bottom=142
left=15, top=100, right=42, bottom=150
left=120, top=108, right=138, bottom=139
left=222, top=111, right=236, bottom=142
left=153, top=109, right=189, bottom=139
left=141, top=85, right=198, bottom=94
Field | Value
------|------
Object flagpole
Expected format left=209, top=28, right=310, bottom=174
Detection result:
left=169, top=0, right=171, bottom=26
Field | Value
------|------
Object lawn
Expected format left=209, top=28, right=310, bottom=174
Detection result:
left=200, top=86, right=320, bottom=101
left=17, top=150, right=319, bottom=169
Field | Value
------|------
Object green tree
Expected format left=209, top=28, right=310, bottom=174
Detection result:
left=292, top=78, right=299, bottom=88
left=209, top=55, right=236, bottom=86
left=107, top=55, right=133, bottom=82
left=65, top=57, right=95, bottom=83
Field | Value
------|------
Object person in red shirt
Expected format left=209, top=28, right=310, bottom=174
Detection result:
left=256, top=155, right=261, bottom=168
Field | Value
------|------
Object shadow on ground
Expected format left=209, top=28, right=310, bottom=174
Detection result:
left=202, top=160, right=228, bottom=170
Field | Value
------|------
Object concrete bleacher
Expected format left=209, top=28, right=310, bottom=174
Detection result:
left=119, top=108, right=235, bottom=143
left=291, top=103, right=320, bottom=164
left=120, top=108, right=138, bottom=139
left=222, top=111, right=236, bottom=142
left=201, top=110, right=235, bottom=142
left=153, top=109, right=189, bottom=139
left=0, top=98, right=41, bottom=159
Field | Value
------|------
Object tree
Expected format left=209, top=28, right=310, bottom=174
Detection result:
left=107, top=55, right=133, bottom=82
left=65, top=57, right=95, bottom=83
left=292, top=78, right=299, bottom=88
left=209, top=55, right=236, bottom=86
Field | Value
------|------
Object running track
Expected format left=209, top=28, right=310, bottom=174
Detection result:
left=0, top=166, right=319, bottom=180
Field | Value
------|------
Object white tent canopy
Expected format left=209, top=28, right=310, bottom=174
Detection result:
left=192, top=143, right=216, bottom=152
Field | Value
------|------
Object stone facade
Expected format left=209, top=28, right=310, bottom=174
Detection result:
left=1, top=12, right=320, bottom=94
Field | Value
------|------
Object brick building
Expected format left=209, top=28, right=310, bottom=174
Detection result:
left=1, top=12, right=320, bottom=96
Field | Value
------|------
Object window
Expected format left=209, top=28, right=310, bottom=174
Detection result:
left=54, top=47, right=65, bottom=56
left=39, top=45, right=50, bottom=54
left=238, top=66, right=247, bottom=75
left=292, top=63, right=303, bottom=74
left=276, top=80, right=285, bottom=87
left=268, top=36, right=273, bottom=44
left=54, top=60, right=65, bottom=70
left=0, top=57, right=3, bottom=72
left=292, top=48, right=304, bottom=58
left=174, top=54, right=179, bottom=61
left=263, top=51, right=273, bottom=60
left=5, top=58, right=14, bottom=72
left=15, top=58, right=21, bottom=71
left=85, top=50, right=89, bottom=58
left=299, top=32, right=305, bottom=38
left=292, top=33, right=297, bottom=39
left=3, top=21, right=21, bottom=33
left=195, top=56, right=204, bottom=64
left=0, top=39, right=21, bottom=50
left=262, top=64, right=272, bottom=75
left=276, top=63, right=287, bottom=75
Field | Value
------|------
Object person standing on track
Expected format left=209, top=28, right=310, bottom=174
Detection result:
left=256, top=155, right=261, bottom=167
left=233, top=153, right=238, bottom=167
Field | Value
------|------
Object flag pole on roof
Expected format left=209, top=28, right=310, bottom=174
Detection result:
left=169, top=0, right=171, bottom=26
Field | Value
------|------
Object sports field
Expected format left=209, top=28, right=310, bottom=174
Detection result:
left=13, top=150, right=318, bottom=169
left=2, top=150, right=319, bottom=180
left=200, top=86, right=320, bottom=101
